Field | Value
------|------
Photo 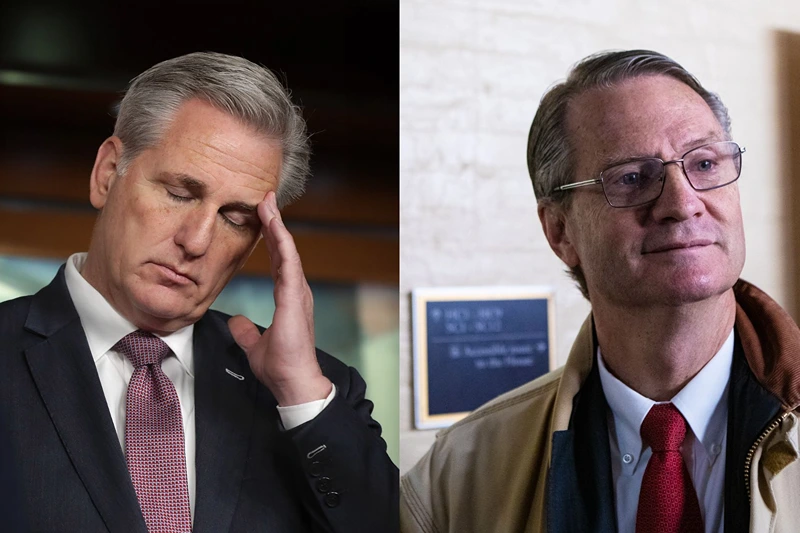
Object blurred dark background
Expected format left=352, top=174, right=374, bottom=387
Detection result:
left=0, top=1, right=399, bottom=284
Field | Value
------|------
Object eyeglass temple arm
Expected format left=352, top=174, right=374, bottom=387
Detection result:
left=554, top=178, right=603, bottom=192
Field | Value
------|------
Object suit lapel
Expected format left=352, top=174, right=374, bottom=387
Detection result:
left=192, top=312, right=258, bottom=533
left=23, top=268, right=147, bottom=533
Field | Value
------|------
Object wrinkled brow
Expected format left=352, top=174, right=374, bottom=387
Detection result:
left=159, top=172, right=260, bottom=211
left=596, top=132, right=724, bottom=169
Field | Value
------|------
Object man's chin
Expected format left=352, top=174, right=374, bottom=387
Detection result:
left=127, top=286, right=202, bottom=331
left=638, top=254, right=738, bottom=299
left=595, top=266, right=737, bottom=308
left=649, top=273, right=737, bottom=307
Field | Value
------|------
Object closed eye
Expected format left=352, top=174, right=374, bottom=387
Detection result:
left=167, top=190, right=193, bottom=203
left=222, top=214, right=245, bottom=228
left=220, top=210, right=259, bottom=232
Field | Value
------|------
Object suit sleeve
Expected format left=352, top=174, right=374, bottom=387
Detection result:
left=285, top=358, right=399, bottom=533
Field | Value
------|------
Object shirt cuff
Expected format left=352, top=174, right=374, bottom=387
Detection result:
left=276, top=384, right=337, bottom=430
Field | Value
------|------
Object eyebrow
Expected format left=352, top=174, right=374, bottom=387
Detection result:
left=597, top=132, right=726, bottom=169
left=224, top=202, right=258, bottom=213
left=159, top=172, right=260, bottom=212
left=162, top=172, right=207, bottom=193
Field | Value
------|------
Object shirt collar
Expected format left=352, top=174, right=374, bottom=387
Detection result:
left=671, top=329, right=733, bottom=449
left=64, top=252, right=194, bottom=376
left=598, top=328, right=733, bottom=460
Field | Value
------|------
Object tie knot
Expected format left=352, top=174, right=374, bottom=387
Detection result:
left=114, top=331, right=171, bottom=369
left=641, top=403, right=687, bottom=452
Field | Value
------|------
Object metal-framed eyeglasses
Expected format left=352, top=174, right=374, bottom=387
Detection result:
left=552, top=141, right=745, bottom=208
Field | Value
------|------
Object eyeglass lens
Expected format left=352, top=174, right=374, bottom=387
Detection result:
left=601, top=142, right=742, bottom=207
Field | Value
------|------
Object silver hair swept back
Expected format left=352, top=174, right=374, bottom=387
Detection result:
left=526, top=49, right=732, bottom=299
left=113, top=51, right=311, bottom=208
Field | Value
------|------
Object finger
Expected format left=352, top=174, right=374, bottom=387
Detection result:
left=261, top=193, right=303, bottom=287
left=268, top=191, right=284, bottom=224
left=228, top=315, right=262, bottom=355
left=268, top=221, right=312, bottom=316
left=257, top=192, right=277, bottom=241
left=258, top=194, right=282, bottom=279
left=267, top=217, right=304, bottom=287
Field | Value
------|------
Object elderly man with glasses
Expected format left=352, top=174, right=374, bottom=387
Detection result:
left=401, top=50, right=800, bottom=533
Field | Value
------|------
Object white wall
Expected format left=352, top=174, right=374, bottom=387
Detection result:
left=400, top=0, right=800, bottom=473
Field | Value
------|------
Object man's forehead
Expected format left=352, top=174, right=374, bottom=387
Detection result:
left=151, top=100, right=282, bottom=195
left=592, top=132, right=725, bottom=167
left=566, top=75, right=724, bottom=165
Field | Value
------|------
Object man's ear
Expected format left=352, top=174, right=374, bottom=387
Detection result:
left=538, top=201, right=581, bottom=268
left=89, top=137, right=124, bottom=210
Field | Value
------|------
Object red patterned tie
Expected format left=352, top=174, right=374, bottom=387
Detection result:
left=115, top=331, right=192, bottom=533
left=636, top=403, right=703, bottom=533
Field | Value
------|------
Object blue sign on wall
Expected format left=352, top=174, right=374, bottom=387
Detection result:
left=412, top=287, right=554, bottom=429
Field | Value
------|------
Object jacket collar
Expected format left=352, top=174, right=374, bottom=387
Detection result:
left=24, top=264, right=81, bottom=337
left=23, top=266, right=148, bottom=533
left=724, top=331, right=783, bottom=533
left=549, top=313, right=594, bottom=437
left=733, top=279, right=800, bottom=409
left=547, top=359, right=616, bottom=532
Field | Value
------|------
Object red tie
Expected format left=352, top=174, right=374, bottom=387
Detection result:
left=115, top=331, right=192, bottom=533
left=636, top=403, right=703, bottom=533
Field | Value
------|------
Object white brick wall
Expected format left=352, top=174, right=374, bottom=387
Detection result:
left=400, top=0, right=800, bottom=473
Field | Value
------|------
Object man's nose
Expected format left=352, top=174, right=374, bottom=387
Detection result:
left=650, top=162, right=705, bottom=221
left=174, top=207, right=216, bottom=257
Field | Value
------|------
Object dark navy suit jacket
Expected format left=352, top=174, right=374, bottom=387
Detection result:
left=0, top=267, right=399, bottom=532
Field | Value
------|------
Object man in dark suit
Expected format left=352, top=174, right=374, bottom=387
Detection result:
left=0, top=51, right=397, bottom=532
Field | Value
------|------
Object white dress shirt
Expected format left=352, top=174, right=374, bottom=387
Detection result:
left=64, top=253, right=335, bottom=520
left=597, top=329, right=733, bottom=533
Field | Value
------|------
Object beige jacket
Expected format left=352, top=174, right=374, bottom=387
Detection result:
left=401, top=281, right=800, bottom=533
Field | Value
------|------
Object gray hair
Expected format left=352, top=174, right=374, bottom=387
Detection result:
left=526, top=49, right=732, bottom=299
left=113, top=51, right=310, bottom=208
